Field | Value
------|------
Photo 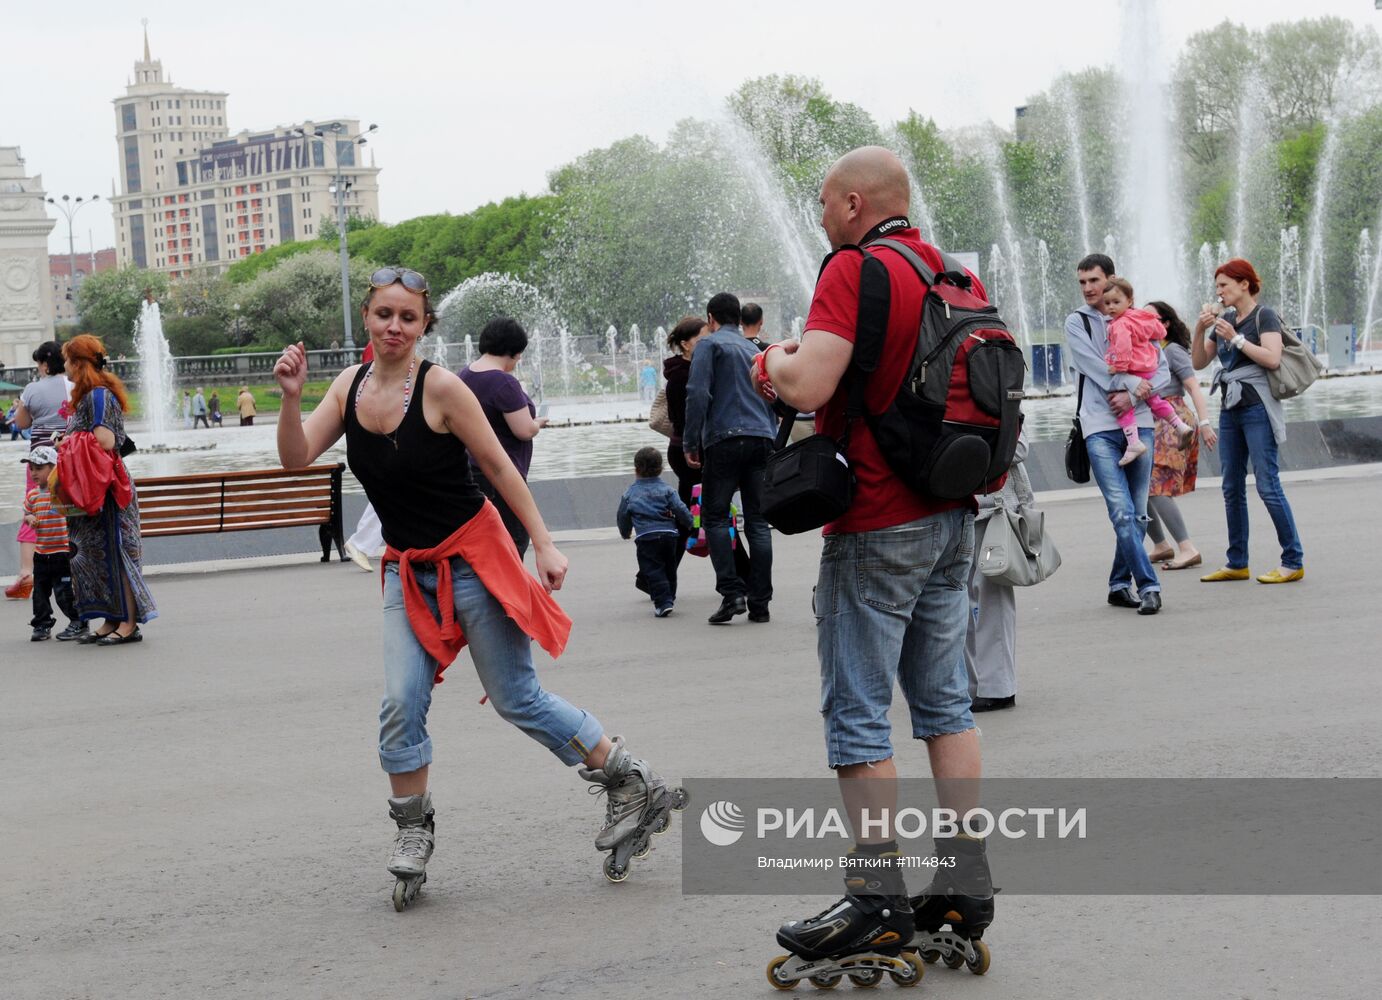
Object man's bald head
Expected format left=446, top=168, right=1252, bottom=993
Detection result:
left=818, top=146, right=911, bottom=248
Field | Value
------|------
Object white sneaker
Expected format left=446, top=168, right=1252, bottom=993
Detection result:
left=344, top=541, right=373, bottom=572
left=1117, top=440, right=1147, bottom=467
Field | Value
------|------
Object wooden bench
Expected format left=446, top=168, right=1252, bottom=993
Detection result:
left=134, top=463, right=347, bottom=562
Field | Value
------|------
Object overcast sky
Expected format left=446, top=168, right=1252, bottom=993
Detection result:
left=6, top=0, right=1378, bottom=258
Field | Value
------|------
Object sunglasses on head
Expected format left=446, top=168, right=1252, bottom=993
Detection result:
left=369, top=267, right=429, bottom=294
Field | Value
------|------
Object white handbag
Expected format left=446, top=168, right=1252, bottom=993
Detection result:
left=978, top=501, right=1061, bottom=587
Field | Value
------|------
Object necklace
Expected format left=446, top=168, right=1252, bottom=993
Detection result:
left=356, top=354, right=418, bottom=447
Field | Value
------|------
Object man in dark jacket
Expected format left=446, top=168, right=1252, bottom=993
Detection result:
left=683, top=292, right=776, bottom=624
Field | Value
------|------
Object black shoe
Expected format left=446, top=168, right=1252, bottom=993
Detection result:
left=747, top=607, right=770, bottom=623
left=30, top=627, right=51, bottom=642
left=654, top=605, right=673, bottom=618
left=1137, top=591, right=1162, bottom=616
left=971, top=695, right=1016, bottom=713
left=1107, top=587, right=1141, bottom=609
left=708, top=596, right=747, bottom=625
left=97, top=627, right=143, bottom=646
left=56, top=622, right=89, bottom=642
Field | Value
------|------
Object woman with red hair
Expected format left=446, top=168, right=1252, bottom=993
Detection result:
left=1191, top=259, right=1304, bottom=584
left=62, top=334, right=157, bottom=642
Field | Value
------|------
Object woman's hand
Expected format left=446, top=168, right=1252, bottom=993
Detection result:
left=1212, top=318, right=1235, bottom=342
left=1198, top=423, right=1218, bottom=449
left=274, top=342, right=309, bottom=401
left=1195, top=308, right=1216, bottom=334
left=534, top=541, right=568, bottom=593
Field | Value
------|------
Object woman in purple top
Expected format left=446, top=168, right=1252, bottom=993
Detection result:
left=458, top=317, right=547, bottom=556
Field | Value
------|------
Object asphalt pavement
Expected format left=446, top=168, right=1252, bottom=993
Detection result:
left=2, top=466, right=1378, bottom=999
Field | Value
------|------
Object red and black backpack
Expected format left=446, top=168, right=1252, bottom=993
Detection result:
left=850, top=238, right=1026, bottom=500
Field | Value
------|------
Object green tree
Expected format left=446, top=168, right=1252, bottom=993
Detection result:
left=73, top=267, right=170, bottom=354
left=1262, top=17, right=1382, bottom=134
left=224, top=240, right=323, bottom=284
left=347, top=195, right=555, bottom=297
left=318, top=213, right=380, bottom=244
left=232, top=249, right=381, bottom=349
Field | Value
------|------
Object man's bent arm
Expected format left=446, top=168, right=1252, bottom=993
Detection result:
left=765, top=330, right=854, bottom=414
left=1063, top=312, right=1129, bottom=394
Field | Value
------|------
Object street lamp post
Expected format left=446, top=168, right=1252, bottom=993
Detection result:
left=292, top=123, right=377, bottom=353
left=45, top=193, right=101, bottom=324
left=232, top=302, right=242, bottom=345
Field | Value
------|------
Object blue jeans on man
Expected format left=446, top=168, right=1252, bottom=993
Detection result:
left=817, top=509, right=975, bottom=768
left=1218, top=403, right=1303, bottom=570
left=1085, top=428, right=1160, bottom=598
left=701, top=435, right=773, bottom=613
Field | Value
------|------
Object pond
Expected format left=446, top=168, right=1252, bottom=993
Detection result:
left=2, top=372, right=1379, bottom=522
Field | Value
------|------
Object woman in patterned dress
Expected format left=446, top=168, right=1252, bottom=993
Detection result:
left=1143, top=302, right=1217, bottom=570
left=62, top=335, right=156, bottom=645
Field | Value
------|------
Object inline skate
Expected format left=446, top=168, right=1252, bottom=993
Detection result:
left=909, top=835, right=993, bottom=975
left=579, top=736, right=689, bottom=883
left=767, top=850, right=924, bottom=990
left=387, top=792, right=435, bottom=911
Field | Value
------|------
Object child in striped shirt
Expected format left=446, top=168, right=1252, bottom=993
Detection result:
left=21, top=446, right=84, bottom=642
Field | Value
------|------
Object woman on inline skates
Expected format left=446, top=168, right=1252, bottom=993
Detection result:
left=274, top=267, right=684, bottom=909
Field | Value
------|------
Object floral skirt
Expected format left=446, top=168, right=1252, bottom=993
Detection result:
left=1150, top=396, right=1199, bottom=497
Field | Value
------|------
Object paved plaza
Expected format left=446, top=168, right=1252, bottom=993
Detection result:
left=3, top=467, right=1379, bottom=999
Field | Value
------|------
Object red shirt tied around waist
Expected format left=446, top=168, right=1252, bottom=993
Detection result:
left=805, top=227, right=982, bottom=534
left=383, top=501, right=571, bottom=685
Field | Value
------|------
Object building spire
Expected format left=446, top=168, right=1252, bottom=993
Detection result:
left=142, top=18, right=150, bottom=62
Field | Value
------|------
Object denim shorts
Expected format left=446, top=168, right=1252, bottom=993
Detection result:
left=378, top=558, right=603, bottom=774
left=816, top=509, right=975, bottom=768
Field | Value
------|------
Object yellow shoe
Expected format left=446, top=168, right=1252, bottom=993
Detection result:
left=1200, top=566, right=1250, bottom=582
left=1257, top=568, right=1304, bottom=584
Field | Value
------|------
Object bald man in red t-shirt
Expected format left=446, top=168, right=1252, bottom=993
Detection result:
left=757, top=147, right=994, bottom=975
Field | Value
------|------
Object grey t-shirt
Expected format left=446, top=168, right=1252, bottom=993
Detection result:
left=1154, top=343, right=1195, bottom=398
left=20, top=375, right=72, bottom=448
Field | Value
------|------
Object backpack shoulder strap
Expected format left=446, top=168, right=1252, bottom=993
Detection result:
left=1076, top=313, right=1093, bottom=413
left=870, top=237, right=936, bottom=286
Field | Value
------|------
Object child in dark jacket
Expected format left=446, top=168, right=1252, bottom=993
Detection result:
left=617, top=447, right=694, bottom=617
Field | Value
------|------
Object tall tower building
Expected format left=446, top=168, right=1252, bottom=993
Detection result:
left=110, top=25, right=380, bottom=277
left=0, top=147, right=57, bottom=367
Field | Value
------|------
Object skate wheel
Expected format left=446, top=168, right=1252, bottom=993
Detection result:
left=633, top=840, right=651, bottom=859
left=766, top=955, right=799, bottom=991
left=966, top=939, right=991, bottom=976
left=889, top=953, right=924, bottom=988
left=846, top=968, right=881, bottom=988
left=391, top=880, right=408, bottom=912
left=919, top=949, right=941, bottom=965
left=652, top=811, right=672, bottom=835
left=810, top=971, right=841, bottom=989
left=670, top=787, right=690, bottom=811
left=942, top=950, right=965, bottom=969
left=602, top=854, right=628, bottom=884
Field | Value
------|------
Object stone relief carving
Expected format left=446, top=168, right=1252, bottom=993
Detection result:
left=3, top=257, right=35, bottom=293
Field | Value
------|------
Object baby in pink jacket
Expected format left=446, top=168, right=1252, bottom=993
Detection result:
left=1103, top=276, right=1194, bottom=466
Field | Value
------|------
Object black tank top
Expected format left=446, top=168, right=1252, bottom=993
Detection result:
left=345, top=359, right=485, bottom=550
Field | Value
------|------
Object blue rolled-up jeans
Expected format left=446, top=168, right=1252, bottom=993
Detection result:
left=1218, top=402, right=1303, bottom=570
left=816, top=509, right=975, bottom=769
left=701, top=435, right=774, bottom=610
left=1085, top=428, right=1160, bottom=597
left=377, top=558, right=603, bottom=774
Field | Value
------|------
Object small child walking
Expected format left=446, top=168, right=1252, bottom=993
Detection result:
left=1103, top=276, right=1195, bottom=466
left=21, top=446, right=84, bottom=642
left=616, top=447, right=693, bottom=618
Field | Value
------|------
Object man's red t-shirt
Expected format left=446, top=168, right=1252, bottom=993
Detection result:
left=805, top=228, right=985, bottom=534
